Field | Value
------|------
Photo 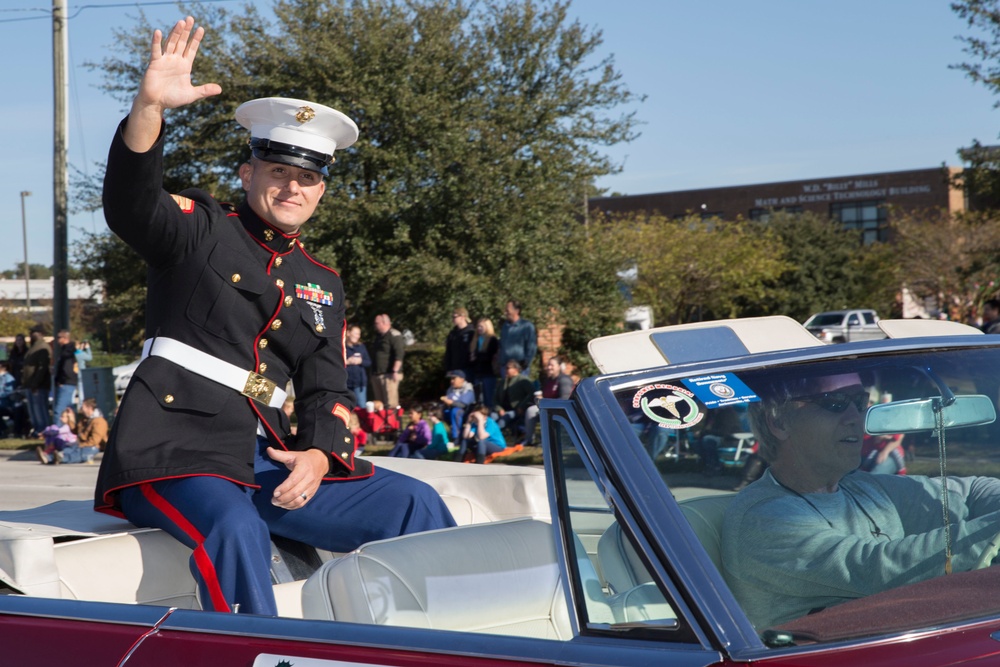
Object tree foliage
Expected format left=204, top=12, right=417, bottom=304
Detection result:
left=604, top=213, right=787, bottom=326
left=890, top=208, right=1000, bottom=318
left=749, top=211, right=898, bottom=321
left=1, top=264, right=52, bottom=280
left=82, top=0, right=639, bottom=351
left=950, top=1, right=1000, bottom=206
left=73, top=231, right=148, bottom=352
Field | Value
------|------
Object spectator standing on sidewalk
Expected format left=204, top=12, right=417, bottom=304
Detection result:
left=345, top=324, right=372, bottom=407
left=470, top=317, right=499, bottom=409
left=444, top=308, right=474, bottom=377
left=371, top=314, right=405, bottom=408
left=7, top=334, right=28, bottom=386
left=498, top=300, right=536, bottom=377
left=52, top=330, right=79, bottom=421
left=75, top=339, right=93, bottom=401
left=21, top=325, right=51, bottom=436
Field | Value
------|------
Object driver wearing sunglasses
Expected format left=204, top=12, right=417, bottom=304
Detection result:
left=720, top=371, right=1000, bottom=631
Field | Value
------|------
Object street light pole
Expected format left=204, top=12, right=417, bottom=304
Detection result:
left=19, top=191, right=32, bottom=314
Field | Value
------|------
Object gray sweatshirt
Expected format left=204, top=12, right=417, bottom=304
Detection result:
left=721, top=469, right=1000, bottom=629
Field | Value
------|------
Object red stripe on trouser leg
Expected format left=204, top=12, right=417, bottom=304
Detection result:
left=139, top=483, right=231, bottom=613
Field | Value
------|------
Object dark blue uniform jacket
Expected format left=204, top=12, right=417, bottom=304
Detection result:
left=96, top=118, right=371, bottom=516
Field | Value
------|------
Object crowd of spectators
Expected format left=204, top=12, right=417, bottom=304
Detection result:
left=1, top=326, right=96, bottom=443
left=343, top=300, right=578, bottom=462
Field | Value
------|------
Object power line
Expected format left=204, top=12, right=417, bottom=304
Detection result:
left=0, top=0, right=239, bottom=24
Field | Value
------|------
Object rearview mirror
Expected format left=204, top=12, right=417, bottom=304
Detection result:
left=866, top=395, right=997, bottom=435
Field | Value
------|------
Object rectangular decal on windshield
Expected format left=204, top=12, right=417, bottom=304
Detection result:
left=682, top=373, right=759, bottom=408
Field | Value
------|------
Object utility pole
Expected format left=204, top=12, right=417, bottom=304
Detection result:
left=20, top=191, right=32, bottom=313
left=52, top=0, right=69, bottom=333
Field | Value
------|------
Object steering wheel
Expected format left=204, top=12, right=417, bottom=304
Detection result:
left=975, top=530, right=1000, bottom=569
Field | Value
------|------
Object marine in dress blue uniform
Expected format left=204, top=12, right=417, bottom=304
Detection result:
left=95, top=17, right=454, bottom=615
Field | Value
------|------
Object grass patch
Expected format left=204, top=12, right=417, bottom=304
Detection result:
left=0, top=438, right=38, bottom=451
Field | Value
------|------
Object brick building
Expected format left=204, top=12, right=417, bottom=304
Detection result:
left=590, top=167, right=965, bottom=244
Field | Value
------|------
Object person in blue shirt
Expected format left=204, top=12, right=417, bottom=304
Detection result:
left=459, top=403, right=506, bottom=464
left=421, top=406, right=453, bottom=460
left=440, top=370, right=475, bottom=441
left=74, top=339, right=93, bottom=402
left=498, top=300, right=537, bottom=377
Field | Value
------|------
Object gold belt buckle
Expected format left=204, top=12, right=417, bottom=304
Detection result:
left=242, top=372, right=276, bottom=405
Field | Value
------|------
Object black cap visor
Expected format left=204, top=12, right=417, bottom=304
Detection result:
left=249, top=138, right=331, bottom=176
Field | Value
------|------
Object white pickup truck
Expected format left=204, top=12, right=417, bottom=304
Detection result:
left=803, top=309, right=887, bottom=343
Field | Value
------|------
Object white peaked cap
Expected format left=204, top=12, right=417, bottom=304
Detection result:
left=235, top=97, right=359, bottom=174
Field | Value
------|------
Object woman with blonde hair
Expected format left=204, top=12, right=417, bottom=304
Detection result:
left=469, top=317, right=500, bottom=409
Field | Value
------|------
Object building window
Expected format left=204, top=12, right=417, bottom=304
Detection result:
left=830, top=200, right=887, bottom=244
left=749, top=206, right=802, bottom=222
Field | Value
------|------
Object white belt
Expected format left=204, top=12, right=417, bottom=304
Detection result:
left=142, top=337, right=287, bottom=409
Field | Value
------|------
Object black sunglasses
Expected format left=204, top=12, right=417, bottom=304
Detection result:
left=789, top=390, right=869, bottom=414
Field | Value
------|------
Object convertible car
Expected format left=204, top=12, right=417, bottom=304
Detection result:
left=4, top=315, right=1000, bottom=666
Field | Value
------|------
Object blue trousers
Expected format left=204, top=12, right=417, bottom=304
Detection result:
left=26, top=389, right=49, bottom=434
left=457, top=436, right=505, bottom=463
left=121, top=437, right=456, bottom=616
left=52, top=384, right=76, bottom=423
left=444, top=406, right=465, bottom=441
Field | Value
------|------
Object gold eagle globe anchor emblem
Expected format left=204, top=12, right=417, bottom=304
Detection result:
left=295, top=106, right=316, bottom=124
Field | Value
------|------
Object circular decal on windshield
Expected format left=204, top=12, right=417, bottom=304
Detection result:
left=633, top=384, right=704, bottom=430
left=709, top=382, right=735, bottom=399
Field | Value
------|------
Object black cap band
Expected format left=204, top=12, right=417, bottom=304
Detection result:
left=249, top=137, right=331, bottom=176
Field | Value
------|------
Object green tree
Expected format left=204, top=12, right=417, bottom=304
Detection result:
left=0, top=308, right=35, bottom=337
left=612, top=213, right=787, bottom=326
left=86, top=0, right=640, bottom=346
left=890, top=208, right=1000, bottom=320
left=72, top=231, right=147, bottom=353
left=950, top=1, right=1000, bottom=206
left=748, top=211, right=880, bottom=321
left=1, top=264, right=52, bottom=280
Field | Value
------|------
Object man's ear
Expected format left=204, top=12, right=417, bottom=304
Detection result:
left=764, top=406, right=792, bottom=442
left=238, top=162, right=253, bottom=191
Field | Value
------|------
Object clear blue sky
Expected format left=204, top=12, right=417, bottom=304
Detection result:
left=0, top=1, right=997, bottom=276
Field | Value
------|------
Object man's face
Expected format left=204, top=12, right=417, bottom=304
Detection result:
left=374, top=316, right=390, bottom=335
left=506, top=363, right=520, bottom=377
left=504, top=301, right=519, bottom=322
left=239, top=159, right=326, bottom=233
left=453, top=312, right=468, bottom=329
left=450, top=375, right=464, bottom=388
left=81, top=403, right=94, bottom=418
left=546, top=358, right=561, bottom=378
left=772, top=373, right=867, bottom=488
left=57, top=333, right=70, bottom=346
left=987, top=305, right=999, bottom=322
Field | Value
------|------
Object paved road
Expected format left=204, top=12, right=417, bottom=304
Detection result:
left=0, top=447, right=101, bottom=510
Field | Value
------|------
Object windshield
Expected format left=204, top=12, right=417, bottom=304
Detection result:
left=610, top=345, right=1000, bottom=645
left=804, top=313, right=847, bottom=327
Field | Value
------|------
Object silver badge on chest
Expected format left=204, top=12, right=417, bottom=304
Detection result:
left=308, top=302, right=326, bottom=333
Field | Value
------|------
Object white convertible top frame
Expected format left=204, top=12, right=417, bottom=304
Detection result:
left=589, top=316, right=985, bottom=375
